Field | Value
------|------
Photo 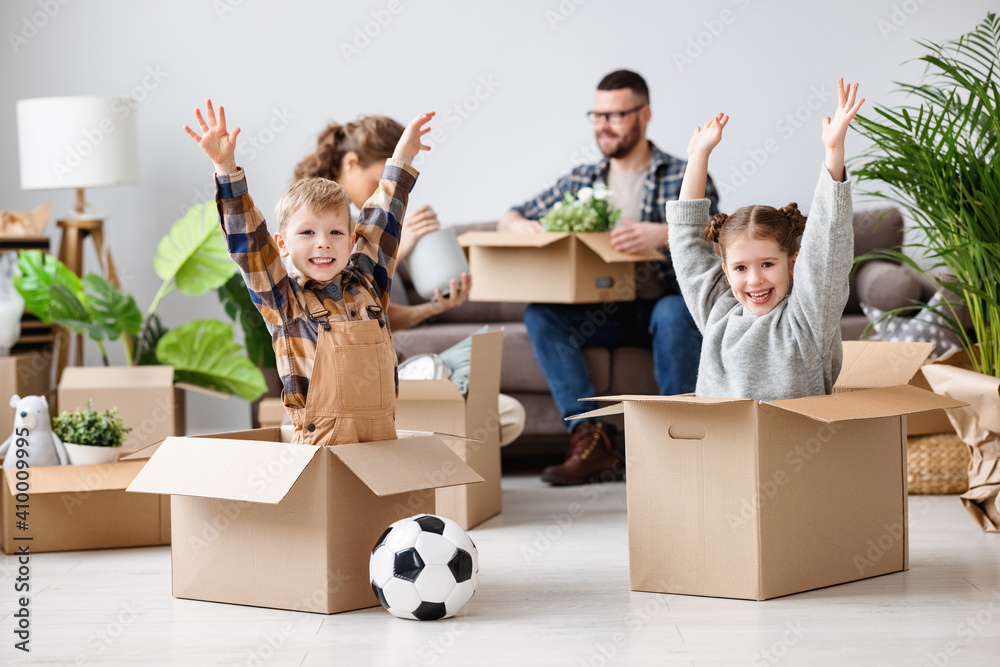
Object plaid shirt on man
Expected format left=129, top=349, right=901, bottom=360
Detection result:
left=512, top=141, right=719, bottom=294
left=215, top=159, right=418, bottom=410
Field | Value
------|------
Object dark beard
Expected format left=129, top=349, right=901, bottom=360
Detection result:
left=600, top=123, right=641, bottom=159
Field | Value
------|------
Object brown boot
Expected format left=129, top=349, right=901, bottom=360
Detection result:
left=541, top=421, right=624, bottom=486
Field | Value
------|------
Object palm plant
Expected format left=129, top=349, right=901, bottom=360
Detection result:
left=852, top=12, right=1000, bottom=378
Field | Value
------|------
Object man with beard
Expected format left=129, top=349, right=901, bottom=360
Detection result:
left=499, top=70, right=719, bottom=485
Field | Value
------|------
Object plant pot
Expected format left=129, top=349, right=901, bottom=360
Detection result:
left=407, top=228, right=470, bottom=301
left=63, top=442, right=121, bottom=465
left=922, top=364, right=1000, bottom=532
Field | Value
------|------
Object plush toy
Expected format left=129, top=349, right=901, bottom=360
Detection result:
left=0, top=394, right=68, bottom=468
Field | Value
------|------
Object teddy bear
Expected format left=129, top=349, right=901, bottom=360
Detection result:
left=0, top=394, right=68, bottom=468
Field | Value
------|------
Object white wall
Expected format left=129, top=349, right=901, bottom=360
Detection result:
left=0, top=0, right=991, bottom=432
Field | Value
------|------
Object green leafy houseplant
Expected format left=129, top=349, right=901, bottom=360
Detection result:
left=541, top=185, right=622, bottom=232
left=53, top=400, right=131, bottom=448
left=15, top=201, right=269, bottom=401
left=852, top=13, right=1000, bottom=378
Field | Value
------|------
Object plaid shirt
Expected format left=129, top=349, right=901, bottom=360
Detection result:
left=216, top=159, right=418, bottom=410
left=512, top=141, right=719, bottom=294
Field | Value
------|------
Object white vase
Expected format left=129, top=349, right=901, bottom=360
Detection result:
left=0, top=252, right=24, bottom=356
left=64, top=442, right=120, bottom=465
left=407, top=228, right=470, bottom=301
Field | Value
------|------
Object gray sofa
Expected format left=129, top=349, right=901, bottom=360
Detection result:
left=391, top=208, right=918, bottom=457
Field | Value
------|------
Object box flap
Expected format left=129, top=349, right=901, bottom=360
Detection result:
left=397, top=379, right=465, bottom=403
left=566, top=404, right=625, bottom=421
left=457, top=230, right=568, bottom=248
left=834, top=341, right=935, bottom=391
left=574, top=233, right=665, bottom=262
left=3, top=460, right=145, bottom=495
left=174, top=381, right=231, bottom=399
left=584, top=394, right=752, bottom=406
left=126, top=436, right=320, bottom=503
left=765, top=385, right=968, bottom=423
left=59, top=365, right=176, bottom=389
left=331, top=436, right=484, bottom=497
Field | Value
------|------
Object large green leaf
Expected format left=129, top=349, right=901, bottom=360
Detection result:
left=49, top=284, right=117, bottom=341
left=14, top=250, right=82, bottom=322
left=217, top=273, right=276, bottom=369
left=154, top=201, right=237, bottom=297
left=80, top=273, right=143, bottom=338
left=155, top=319, right=268, bottom=401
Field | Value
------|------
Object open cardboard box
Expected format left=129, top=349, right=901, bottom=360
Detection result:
left=572, top=341, right=968, bottom=601
left=0, top=453, right=169, bottom=554
left=396, top=329, right=503, bottom=530
left=58, top=366, right=227, bottom=454
left=0, top=349, right=53, bottom=438
left=458, top=231, right=663, bottom=303
left=126, top=426, right=483, bottom=614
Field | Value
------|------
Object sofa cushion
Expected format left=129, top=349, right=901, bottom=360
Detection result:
left=609, top=348, right=659, bottom=396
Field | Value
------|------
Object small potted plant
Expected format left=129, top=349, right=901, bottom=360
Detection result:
left=53, top=400, right=131, bottom=465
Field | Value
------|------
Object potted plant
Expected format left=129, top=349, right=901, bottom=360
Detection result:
left=540, top=185, right=621, bottom=232
left=53, top=400, right=131, bottom=465
left=852, top=12, right=1000, bottom=531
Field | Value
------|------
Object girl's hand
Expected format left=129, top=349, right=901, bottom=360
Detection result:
left=392, top=112, right=435, bottom=165
left=821, top=79, right=864, bottom=152
left=183, top=99, right=240, bottom=175
left=687, top=113, right=728, bottom=158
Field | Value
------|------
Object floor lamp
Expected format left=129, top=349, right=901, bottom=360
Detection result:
left=16, top=96, right=139, bottom=382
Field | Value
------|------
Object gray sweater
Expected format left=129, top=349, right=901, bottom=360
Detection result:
left=666, top=165, right=853, bottom=400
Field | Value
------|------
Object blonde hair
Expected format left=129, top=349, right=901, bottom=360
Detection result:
left=293, top=116, right=404, bottom=182
left=274, top=177, right=352, bottom=236
left=704, top=203, right=808, bottom=259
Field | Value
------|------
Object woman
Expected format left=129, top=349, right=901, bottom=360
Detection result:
left=293, top=116, right=471, bottom=330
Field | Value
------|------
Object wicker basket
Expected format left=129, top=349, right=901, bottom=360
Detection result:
left=907, top=432, right=970, bottom=494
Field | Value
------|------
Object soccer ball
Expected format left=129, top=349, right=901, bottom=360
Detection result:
left=369, top=514, right=479, bottom=620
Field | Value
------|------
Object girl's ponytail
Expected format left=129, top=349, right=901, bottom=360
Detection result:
left=703, top=213, right=729, bottom=244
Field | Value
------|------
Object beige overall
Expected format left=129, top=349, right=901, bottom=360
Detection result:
left=288, top=291, right=398, bottom=446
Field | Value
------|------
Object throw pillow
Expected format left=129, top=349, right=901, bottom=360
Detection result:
left=438, top=325, right=491, bottom=397
left=855, top=260, right=923, bottom=313
left=860, top=290, right=963, bottom=358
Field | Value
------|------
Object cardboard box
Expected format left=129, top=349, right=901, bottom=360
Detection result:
left=906, top=348, right=976, bottom=436
left=458, top=231, right=663, bottom=303
left=0, top=457, right=169, bottom=554
left=257, top=397, right=286, bottom=429
left=574, top=341, right=967, bottom=601
left=126, top=426, right=483, bottom=614
left=396, top=330, right=503, bottom=529
left=58, top=366, right=186, bottom=454
left=0, top=349, right=54, bottom=437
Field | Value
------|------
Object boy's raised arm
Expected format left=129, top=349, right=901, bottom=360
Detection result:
left=184, top=98, right=240, bottom=176
left=352, top=112, right=434, bottom=309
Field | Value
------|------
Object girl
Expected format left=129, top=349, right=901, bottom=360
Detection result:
left=294, top=117, right=471, bottom=331
left=667, top=79, right=864, bottom=400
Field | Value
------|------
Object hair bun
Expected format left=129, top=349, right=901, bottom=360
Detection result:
left=778, top=203, right=807, bottom=235
left=703, top=213, right=729, bottom=243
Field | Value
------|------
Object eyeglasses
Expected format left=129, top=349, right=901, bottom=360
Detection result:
left=586, top=105, right=645, bottom=125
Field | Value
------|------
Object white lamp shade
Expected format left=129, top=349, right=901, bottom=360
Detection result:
left=16, top=96, right=139, bottom=190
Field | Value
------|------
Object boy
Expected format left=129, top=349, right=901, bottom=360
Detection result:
left=184, top=99, right=433, bottom=445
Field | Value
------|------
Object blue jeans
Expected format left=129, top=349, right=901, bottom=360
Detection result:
left=523, top=296, right=701, bottom=431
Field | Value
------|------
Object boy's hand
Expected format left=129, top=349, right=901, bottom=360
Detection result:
left=821, top=79, right=864, bottom=152
left=687, top=112, right=728, bottom=158
left=183, top=99, right=241, bottom=175
left=392, top=112, right=435, bottom=165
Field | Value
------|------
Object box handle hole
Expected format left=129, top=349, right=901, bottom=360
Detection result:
left=668, top=424, right=706, bottom=440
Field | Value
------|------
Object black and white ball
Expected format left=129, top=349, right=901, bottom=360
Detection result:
left=370, top=514, right=479, bottom=620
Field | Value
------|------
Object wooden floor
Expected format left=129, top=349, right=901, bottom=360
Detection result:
left=4, top=475, right=1000, bottom=666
